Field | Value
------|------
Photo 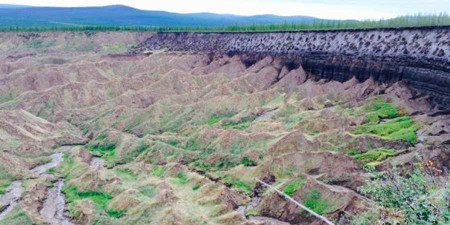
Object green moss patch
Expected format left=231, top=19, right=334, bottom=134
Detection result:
left=348, top=148, right=396, bottom=165
left=151, top=165, right=166, bottom=177
left=0, top=207, right=33, bottom=225
left=87, top=143, right=117, bottom=163
left=283, top=178, right=305, bottom=197
left=114, top=168, right=138, bottom=181
left=173, top=172, right=189, bottom=185
left=138, top=186, right=156, bottom=198
left=241, top=157, right=257, bottom=167
left=304, top=189, right=330, bottom=215
left=223, top=116, right=255, bottom=130
left=352, top=100, right=418, bottom=143
left=64, top=186, right=125, bottom=218
left=354, top=116, right=418, bottom=143
left=207, top=115, right=222, bottom=126
left=121, top=141, right=150, bottom=164
left=222, top=175, right=253, bottom=196
left=0, top=164, right=14, bottom=195
left=53, top=153, right=88, bottom=180
left=363, top=100, right=400, bottom=123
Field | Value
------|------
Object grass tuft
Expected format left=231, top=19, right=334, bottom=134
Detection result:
left=354, top=117, right=418, bottom=143
left=348, top=148, right=396, bottom=165
left=283, top=178, right=305, bottom=197
left=304, top=189, right=330, bottom=215
left=151, top=165, right=166, bottom=178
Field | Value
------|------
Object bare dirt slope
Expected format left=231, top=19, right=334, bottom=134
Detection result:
left=0, top=32, right=448, bottom=225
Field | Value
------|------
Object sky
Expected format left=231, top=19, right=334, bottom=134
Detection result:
left=1, top=0, right=449, bottom=20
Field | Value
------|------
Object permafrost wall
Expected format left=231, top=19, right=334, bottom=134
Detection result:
left=132, top=27, right=450, bottom=107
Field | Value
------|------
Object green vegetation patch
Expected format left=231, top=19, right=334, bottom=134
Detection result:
left=138, top=185, right=156, bottom=198
left=0, top=207, right=33, bottom=225
left=283, top=178, right=305, bottom=197
left=359, top=168, right=449, bottom=224
left=363, top=100, right=400, bottom=123
left=121, top=141, right=149, bottom=164
left=354, top=116, right=418, bottom=143
left=348, top=148, right=396, bottom=165
left=352, top=100, right=418, bottom=143
left=27, top=39, right=55, bottom=49
left=304, top=189, right=330, bottom=215
left=53, top=153, right=88, bottom=180
left=102, top=44, right=129, bottom=54
left=223, top=116, right=255, bottom=130
left=277, top=105, right=307, bottom=129
left=0, top=164, right=14, bottom=195
left=151, top=165, right=166, bottom=178
left=173, top=172, right=189, bottom=185
left=87, top=143, right=117, bottom=163
left=64, top=186, right=125, bottom=218
left=114, top=168, right=137, bottom=181
left=192, top=158, right=239, bottom=172
left=207, top=115, right=222, bottom=126
left=241, top=157, right=257, bottom=167
left=222, top=175, right=253, bottom=196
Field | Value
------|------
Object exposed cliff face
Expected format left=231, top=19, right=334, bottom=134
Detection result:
left=132, top=27, right=450, bottom=107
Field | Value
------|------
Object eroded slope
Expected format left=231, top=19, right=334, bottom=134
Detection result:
left=0, top=32, right=448, bottom=225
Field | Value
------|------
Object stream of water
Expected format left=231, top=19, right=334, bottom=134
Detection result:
left=0, top=151, right=73, bottom=224
left=40, top=180, right=74, bottom=225
left=37, top=152, right=73, bottom=225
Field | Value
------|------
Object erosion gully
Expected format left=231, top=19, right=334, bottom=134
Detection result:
left=0, top=147, right=73, bottom=225
left=186, top=165, right=288, bottom=224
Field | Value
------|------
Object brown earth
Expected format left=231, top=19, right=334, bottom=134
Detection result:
left=0, top=32, right=448, bottom=225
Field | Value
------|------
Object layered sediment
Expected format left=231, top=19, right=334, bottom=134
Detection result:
left=132, top=27, right=450, bottom=107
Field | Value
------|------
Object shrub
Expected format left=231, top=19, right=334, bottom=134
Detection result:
left=283, top=178, right=305, bottom=197
left=175, top=172, right=189, bottom=184
left=241, top=157, right=257, bottom=167
left=359, top=167, right=449, bottom=224
left=350, top=210, right=380, bottom=225
left=107, top=209, right=126, bottom=218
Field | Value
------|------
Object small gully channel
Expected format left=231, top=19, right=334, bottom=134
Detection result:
left=0, top=149, right=73, bottom=224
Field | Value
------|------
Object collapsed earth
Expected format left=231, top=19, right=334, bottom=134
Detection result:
left=0, top=28, right=448, bottom=225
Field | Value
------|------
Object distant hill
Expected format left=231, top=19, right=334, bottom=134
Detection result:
left=0, top=4, right=330, bottom=27
left=0, top=4, right=28, bottom=8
